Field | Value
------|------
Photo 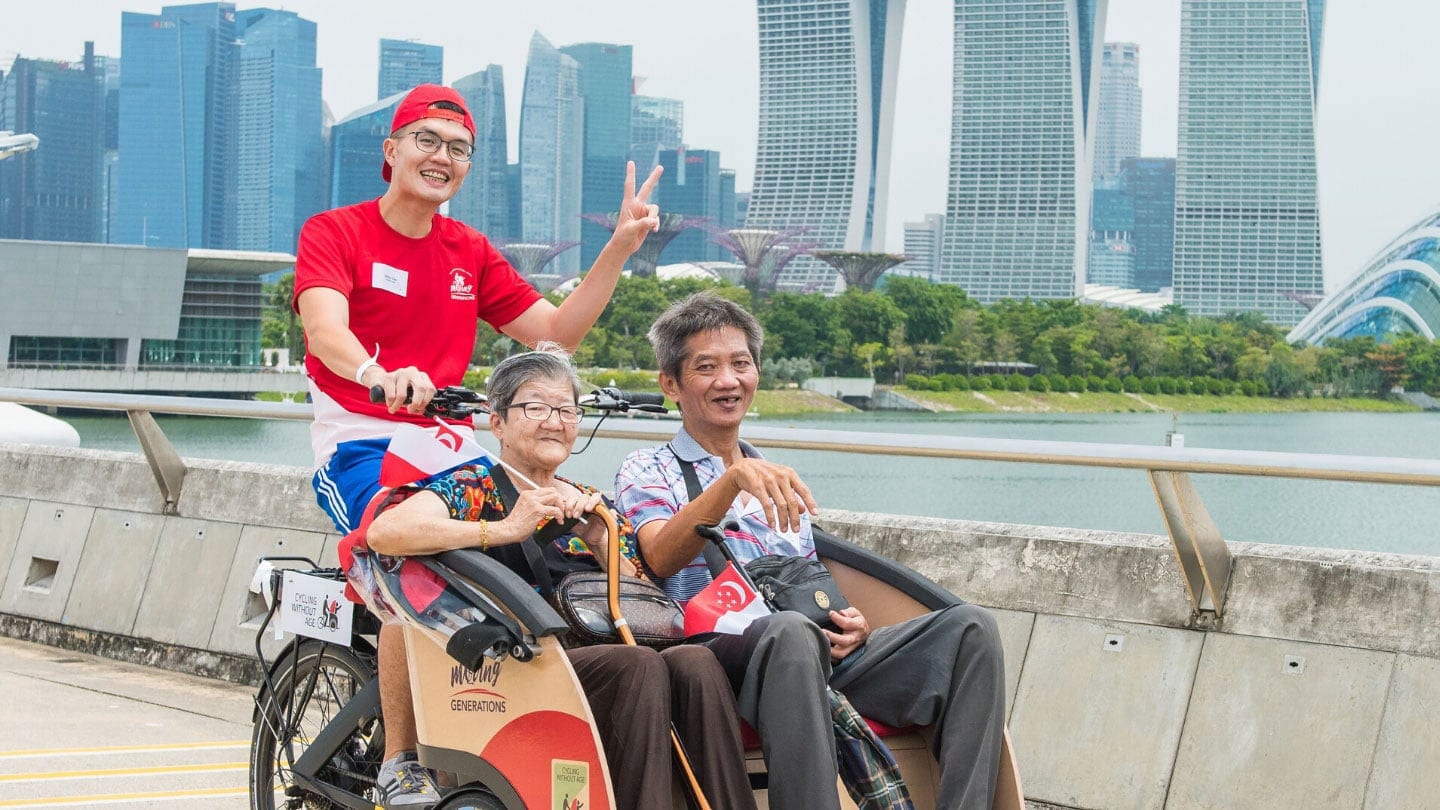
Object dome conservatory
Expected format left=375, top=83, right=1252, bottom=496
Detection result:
left=1289, top=209, right=1440, bottom=343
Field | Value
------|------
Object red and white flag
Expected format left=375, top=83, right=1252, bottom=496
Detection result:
left=379, top=422, right=489, bottom=487
left=684, top=562, right=771, bottom=636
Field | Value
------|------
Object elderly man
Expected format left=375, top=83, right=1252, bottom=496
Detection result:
left=615, top=291, right=1007, bottom=810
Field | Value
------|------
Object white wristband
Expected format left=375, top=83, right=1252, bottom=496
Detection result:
left=354, top=344, right=381, bottom=385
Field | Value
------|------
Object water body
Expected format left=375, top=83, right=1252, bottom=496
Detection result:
left=62, top=410, right=1440, bottom=557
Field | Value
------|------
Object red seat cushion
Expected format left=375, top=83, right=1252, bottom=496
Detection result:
left=739, top=717, right=910, bottom=751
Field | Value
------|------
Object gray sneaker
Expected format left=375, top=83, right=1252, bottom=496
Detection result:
left=376, top=751, right=441, bottom=809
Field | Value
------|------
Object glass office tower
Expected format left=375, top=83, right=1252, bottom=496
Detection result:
left=1092, top=42, right=1140, bottom=187
left=560, top=43, right=633, bottom=269
left=378, top=39, right=442, bottom=99
left=519, top=32, right=583, bottom=278
left=1123, top=157, right=1175, bottom=292
left=657, top=148, right=729, bottom=263
left=115, top=3, right=239, bottom=249
left=234, top=8, right=323, bottom=253
left=449, top=66, right=510, bottom=241
left=0, top=45, right=105, bottom=243
left=329, top=95, right=402, bottom=209
left=631, top=95, right=683, bottom=170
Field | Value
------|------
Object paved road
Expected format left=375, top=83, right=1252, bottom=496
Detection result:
left=0, top=636, right=254, bottom=808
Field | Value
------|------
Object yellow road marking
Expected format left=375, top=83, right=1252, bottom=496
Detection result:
left=0, top=742, right=247, bottom=760
left=0, top=762, right=245, bottom=782
left=0, top=786, right=245, bottom=807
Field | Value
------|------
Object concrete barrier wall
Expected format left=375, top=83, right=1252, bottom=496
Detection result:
left=2, top=443, right=1436, bottom=809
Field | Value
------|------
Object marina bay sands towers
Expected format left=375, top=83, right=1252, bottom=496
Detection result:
left=746, top=0, right=907, bottom=291
left=1172, top=0, right=1325, bottom=324
left=937, top=0, right=1105, bottom=302
left=754, top=0, right=1325, bottom=323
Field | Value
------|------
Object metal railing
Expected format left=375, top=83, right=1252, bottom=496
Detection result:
left=7, top=386, right=1440, bottom=627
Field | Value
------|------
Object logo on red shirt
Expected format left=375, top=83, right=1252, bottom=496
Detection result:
left=449, top=267, right=476, bottom=301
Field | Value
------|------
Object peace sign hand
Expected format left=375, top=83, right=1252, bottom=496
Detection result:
left=608, top=161, right=662, bottom=256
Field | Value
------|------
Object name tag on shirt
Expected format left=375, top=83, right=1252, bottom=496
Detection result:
left=372, top=262, right=408, bottom=297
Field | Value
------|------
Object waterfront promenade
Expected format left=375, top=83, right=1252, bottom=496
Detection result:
left=1, top=390, right=1439, bottom=807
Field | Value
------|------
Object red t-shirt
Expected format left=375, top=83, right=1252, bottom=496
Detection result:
left=294, top=200, right=540, bottom=453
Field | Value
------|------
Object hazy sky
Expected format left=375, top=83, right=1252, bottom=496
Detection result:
left=5, top=1, right=1439, bottom=290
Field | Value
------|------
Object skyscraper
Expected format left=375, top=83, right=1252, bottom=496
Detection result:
left=1087, top=187, right=1135, bottom=287
left=115, top=3, right=239, bottom=249
left=559, top=43, right=633, bottom=270
left=0, top=44, right=105, bottom=243
left=1123, top=157, right=1175, bottom=292
left=1173, top=0, right=1324, bottom=325
left=329, top=94, right=401, bottom=209
left=656, top=147, right=727, bottom=263
left=631, top=94, right=683, bottom=170
left=900, top=214, right=945, bottom=281
left=100, top=55, right=121, bottom=244
left=938, top=0, right=1107, bottom=303
left=234, top=8, right=323, bottom=253
left=519, top=32, right=583, bottom=278
left=1092, top=42, right=1141, bottom=187
left=378, top=39, right=442, bottom=99
left=449, top=66, right=509, bottom=240
left=746, top=0, right=907, bottom=292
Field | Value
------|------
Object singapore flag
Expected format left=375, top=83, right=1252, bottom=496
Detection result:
left=378, top=422, right=488, bottom=487
left=684, top=563, right=771, bottom=636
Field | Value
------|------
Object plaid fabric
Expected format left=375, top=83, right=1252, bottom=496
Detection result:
left=830, top=688, right=914, bottom=810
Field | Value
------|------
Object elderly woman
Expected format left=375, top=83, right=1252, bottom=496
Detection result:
left=368, top=348, right=755, bottom=810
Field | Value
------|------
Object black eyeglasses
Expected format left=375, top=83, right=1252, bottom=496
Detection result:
left=405, top=130, right=474, bottom=162
left=505, top=402, right=586, bottom=424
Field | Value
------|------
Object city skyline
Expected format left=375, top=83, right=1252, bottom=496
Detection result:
left=3, top=0, right=1440, bottom=291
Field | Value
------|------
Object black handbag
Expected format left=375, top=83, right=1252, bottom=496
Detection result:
left=745, top=554, right=850, bottom=629
left=550, top=570, right=686, bottom=648
left=674, top=453, right=850, bottom=631
left=488, top=468, right=685, bottom=648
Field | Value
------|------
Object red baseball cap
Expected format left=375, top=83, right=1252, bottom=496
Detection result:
left=381, top=84, right=477, bottom=182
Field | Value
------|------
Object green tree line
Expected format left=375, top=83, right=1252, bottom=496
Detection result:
left=264, top=272, right=1440, bottom=398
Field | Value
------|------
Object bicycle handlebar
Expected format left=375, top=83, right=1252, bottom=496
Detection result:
left=368, top=385, right=488, bottom=419
left=579, top=387, right=668, bottom=413
left=369, top=384, right=667, bottom=417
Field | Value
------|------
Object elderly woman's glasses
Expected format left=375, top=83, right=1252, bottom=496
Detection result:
left=505, top=402, right=586, bottom=424
left=406, top=130, right=474, bottom=162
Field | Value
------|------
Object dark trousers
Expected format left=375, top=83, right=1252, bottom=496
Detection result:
left=702, top=605, right=1006, bottom=810
left=569, top=644, right=757, bottom=810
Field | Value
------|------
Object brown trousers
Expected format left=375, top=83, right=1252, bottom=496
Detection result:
left=569, top=644, right=757, bottom=810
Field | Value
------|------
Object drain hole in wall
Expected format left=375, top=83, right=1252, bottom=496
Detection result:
left=25, top=558, right=59, bottom=592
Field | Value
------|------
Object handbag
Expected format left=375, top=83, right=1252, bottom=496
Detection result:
left=550, top=570, right=686, bottom=648
left=487, top=468, right=685, bottom=648
left=745, top=554, right=850, bottom=629
left=673, top=452, right=850, bottom=631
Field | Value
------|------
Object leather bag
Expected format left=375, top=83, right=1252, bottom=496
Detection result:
left=550, top=570, right=686, bottom=648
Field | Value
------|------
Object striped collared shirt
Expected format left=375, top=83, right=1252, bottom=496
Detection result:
left=614, top=426, right=814, bottom=604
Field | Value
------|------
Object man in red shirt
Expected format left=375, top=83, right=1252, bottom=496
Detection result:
left=294, top=83, right=661, bottom=808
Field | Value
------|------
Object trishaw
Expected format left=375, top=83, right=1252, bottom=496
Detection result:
left=247, top=388, right=1023, bottom=809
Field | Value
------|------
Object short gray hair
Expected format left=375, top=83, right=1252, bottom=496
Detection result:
left=485, top=345, right=583, bottom=415
left=647, top=291, right=764, bottom=380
